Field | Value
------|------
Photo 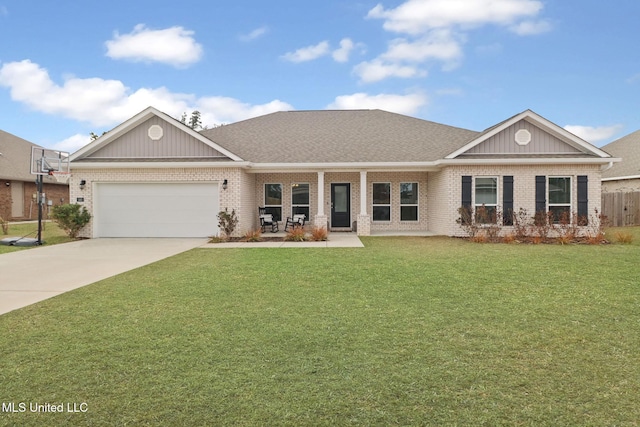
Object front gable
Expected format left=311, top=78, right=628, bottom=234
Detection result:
left=70, top=107, right=243, bottom=163
left=446, top=110, right=612, bottom=160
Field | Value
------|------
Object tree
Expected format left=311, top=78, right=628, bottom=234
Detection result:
left=180, top=110, right=203, bottom=130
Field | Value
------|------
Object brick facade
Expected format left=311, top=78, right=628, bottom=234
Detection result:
left=0, top=180, right=68, bottom=220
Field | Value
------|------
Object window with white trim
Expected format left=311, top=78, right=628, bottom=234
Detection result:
left=291, top=183, right=309, bottom=220
left=372, top=183, right=391, bottom=221
left=475, top=177, right=498, bottom=223
left=400, top=182, right=418, bottom=221
left=264, top=183, right=282, bottom=221
left=548, top=177, right=571, bottom=223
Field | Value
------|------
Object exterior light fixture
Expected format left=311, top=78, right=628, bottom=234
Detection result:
left=222, top=179, right=228, bottom=190
left=79, top=180, right=86, bottom=189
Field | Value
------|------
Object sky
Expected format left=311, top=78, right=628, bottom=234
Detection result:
left=0, top=0, right=639, bottom=154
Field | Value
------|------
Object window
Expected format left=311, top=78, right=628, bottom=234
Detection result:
left=291, top=183, right=310, bottom=219
left=400, top=182, right=418, bottom=221
left=548, top=177, right=571, bottom=223
left=475, top=177, right=498, bottom=223
left=372, top=183, right=391, bottom=221
left=264, top=183, right=282, bottom=221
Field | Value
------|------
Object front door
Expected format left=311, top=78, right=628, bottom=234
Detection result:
left=331, top=183, right=351, bottom=228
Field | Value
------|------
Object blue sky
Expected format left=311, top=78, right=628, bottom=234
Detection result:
left=0, top=0, right=638, bottom=153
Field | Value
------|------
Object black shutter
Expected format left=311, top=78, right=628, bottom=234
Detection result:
left=503, top=176, right=514, bottom=225
left=577, top=175, right=588, bottom=224
left=461, top=176, right=472, bottom=224
left=535, top=176, right=546, bottom=214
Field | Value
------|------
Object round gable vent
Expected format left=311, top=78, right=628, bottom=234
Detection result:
left=148, top=125, right=164, bottom=141
left=515, top=129, right=531, bottom=146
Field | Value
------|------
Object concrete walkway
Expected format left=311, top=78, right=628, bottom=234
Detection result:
left=0, top=238, right=206, bottom=315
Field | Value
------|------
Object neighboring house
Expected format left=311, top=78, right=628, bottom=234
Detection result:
left=600, top=130, right=640, bottom=193
left=68, top=107, right=616, bottom=238
left=600, top=130, right=640, bottom=226
left=0, top=130, right=69, bottom=220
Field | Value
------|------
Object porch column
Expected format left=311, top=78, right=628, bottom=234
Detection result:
left=357, top=170, right=371, bottom=236
left=314, top=171, right=328, bottom=229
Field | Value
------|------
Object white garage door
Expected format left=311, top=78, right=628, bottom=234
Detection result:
left=95, top=183, right=219, bottom=237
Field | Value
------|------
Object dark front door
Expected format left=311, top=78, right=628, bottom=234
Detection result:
left=331, top=183, right=351, bottom=228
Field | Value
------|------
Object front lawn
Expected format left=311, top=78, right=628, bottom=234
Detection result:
left=0, top=222, right=72, bottom=254
left=0, top=232, right=639, bottom=426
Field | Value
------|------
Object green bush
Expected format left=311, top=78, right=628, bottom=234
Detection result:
left=51, top=204, right=91, bottom=239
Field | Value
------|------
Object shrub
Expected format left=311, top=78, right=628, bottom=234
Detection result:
left=614, top=232, right=634, bottom=244
left=310, top=226, right=328, bottom=241
left=217, top=208, right=239, bottom=240
left=51, top=204, right=91, bottom=239
left=285, top=227, right=308, bottom=242
left=242, top=229, right=263, bottom=242
left=501, top=233, right=516, bottom=244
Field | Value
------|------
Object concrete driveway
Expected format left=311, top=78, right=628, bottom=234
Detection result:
left=0, top=238, right=207, bottom=315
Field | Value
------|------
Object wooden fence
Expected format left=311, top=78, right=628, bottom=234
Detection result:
left=601, top=192, right=640, bottom=227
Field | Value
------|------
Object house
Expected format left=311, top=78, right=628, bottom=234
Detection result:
left=0, top=130, right=70, bottom=220
left=600, top=130, right=640, bottom=193
left=68, top=107, right=616, bottom=238
left=600, top=130, right=640, bottom=226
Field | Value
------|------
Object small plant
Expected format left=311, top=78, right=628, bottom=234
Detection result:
left=285, top=227, right=308, bottom=242
left=208, top=235, right=226, bottom=243
left=457, top=206, right=480, bottom=239
left=217, top=208, right=239, bottom=240
left=614, top=232, right=634, bottom=244
left=242, top=229, right=263, bottom=242
left=0, top=216, right=8, bottom=235
left=310, top=226, right=328, bottom=241
left=501, top=233, right=516, bottom=244
left=50, top=204, right=91, bottom=239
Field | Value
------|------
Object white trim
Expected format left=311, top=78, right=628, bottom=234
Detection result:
left=70, top=106, right=244, bottom=162
left=602, top=174, right=640, bottom=182
left=445, top=110, right=613, bottom=160
left=70, top=161, right=249, bottom=170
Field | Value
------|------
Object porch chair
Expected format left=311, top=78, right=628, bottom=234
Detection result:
left=285, top=214, right=306, bottom=231
left=258, top=207, right=279, bottom=233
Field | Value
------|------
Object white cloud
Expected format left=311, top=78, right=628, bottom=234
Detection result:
left=240, top=26, right=269, bottom=42
left=332, top=38, right=356, bottom=62
left=0, top=59, right=292, bottom=129
left=105, top=24, right=203, bottom=68
left=367, top=0, right=544, bottom=34
left=354, top=59, right=426, bottom=83
left=361, top=0, right=549, bottom=83
left=564, top=124, right=624, bottom=144
left=327, top=92, right=427, bottom=115
left=510, top=19, right=552, bottom=35
left=281, top=41, right=331, bottom=63
left=51, top=134, right=93, bottom=153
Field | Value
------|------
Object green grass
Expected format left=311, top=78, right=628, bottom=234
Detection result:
left=0, top=222, right=72, bottom=253
left=1, top=231, right=640, bottom=425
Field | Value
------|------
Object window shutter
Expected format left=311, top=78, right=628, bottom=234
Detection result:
left=503, top=176, right=514, bottom=226
left=461, top=176, right=472, bottom=224
left=535, top=176, right=546, bottom=214
left=577, top=175, right=588, bottom=224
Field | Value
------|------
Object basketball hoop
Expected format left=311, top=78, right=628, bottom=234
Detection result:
left=49, top=171, right=70, bottom=183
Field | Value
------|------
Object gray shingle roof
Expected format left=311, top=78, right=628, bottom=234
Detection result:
left=200, top=110, right=479, bottom=163
left=601, top=130, right=640, bottom=179
left=0, top=129, right=40, bottom=181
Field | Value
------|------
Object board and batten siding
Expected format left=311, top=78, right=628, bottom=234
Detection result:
left=89, top=117, right=229, bottom=159
left=466, top=119, right=582, bottom=155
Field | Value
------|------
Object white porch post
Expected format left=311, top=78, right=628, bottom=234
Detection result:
left=314, top=171, right=328, bottom=229
left=357, top=170, right=371, bottom=236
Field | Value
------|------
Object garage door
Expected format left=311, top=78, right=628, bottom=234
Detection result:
left=95, top=183, right=219, bottom=237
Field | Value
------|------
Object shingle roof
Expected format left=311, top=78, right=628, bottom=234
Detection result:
left=0, top=129, right=40, bottom=181
left=200, top=110, right=479, bottom=163
left=601, top=130, right=640, bottom=179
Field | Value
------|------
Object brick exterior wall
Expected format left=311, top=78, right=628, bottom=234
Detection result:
left=440, top=164, right=602, bottom=237
left=72, top=165, right=603, bottom=238
left=0, top=180, right=68, bottom=220
left=70, top=167, right=251, bottom=238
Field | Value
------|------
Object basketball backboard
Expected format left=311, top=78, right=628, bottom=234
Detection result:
left=30, top=146, right=70, bottom=176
